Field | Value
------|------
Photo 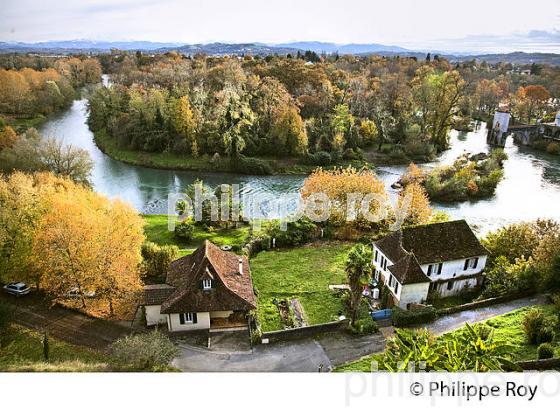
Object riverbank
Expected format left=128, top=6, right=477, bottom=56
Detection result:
left=94, top=130, right=322, bottom=175
left=93, top=129, right=417, bottom=175
left=3, top=114, right=48, bottom=132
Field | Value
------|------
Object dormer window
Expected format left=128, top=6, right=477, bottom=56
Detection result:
left=202, top=279, right=212, bottom=290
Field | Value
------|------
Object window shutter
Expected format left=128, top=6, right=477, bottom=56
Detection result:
left=193, top=312, right=198, bottom=324
left=427, top=265, right=433, bottom=276
left=437, top=263, right=443, bottom=275
left=473, top=258, right=479, bottom=269
left=374, top=250, right=378, bottom=262
left=464, top=259, right=469, bottom=270
left=211, top=280, right=215, bottom=289
left=179, top=314, right=185, bottom=325
left=198, top=280, right=203, bottom=290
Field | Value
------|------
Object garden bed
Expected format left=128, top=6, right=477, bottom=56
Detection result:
left=251, top=241, right=352, bottom=332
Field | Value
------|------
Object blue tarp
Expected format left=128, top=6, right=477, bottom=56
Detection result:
left=371, top=309, right=392, bottom=321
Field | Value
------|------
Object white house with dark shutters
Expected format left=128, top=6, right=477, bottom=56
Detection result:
left=142, top=240, right=256, bottom=332
left=372, top=220, right=488, bottom=309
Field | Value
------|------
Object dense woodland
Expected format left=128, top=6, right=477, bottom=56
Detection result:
left=0, top=52, right=559, bottom=173
left=85, top=51, right=560, bottom=170
left=0, top=56, right=101, bottom=118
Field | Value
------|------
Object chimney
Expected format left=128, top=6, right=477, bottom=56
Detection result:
left=238, top=258, right=243, bottom=275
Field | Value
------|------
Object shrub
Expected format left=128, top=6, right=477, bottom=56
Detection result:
left=392, top=306, right=437, bottom=327
left=111, top=330, right=179, bottom=371
left=388, top=146, right=407, bottom=162
left=490, top=148, right=508, bottom=165
left=547, top=142, right=560, bottom=155
left=306, top=151, right=332, bottom=166
left=404, top=140, right=436, bottom=161
left=536, top=326, right=555, bottom=345
left=174, top=220, right=195, bottom=241
left=480, top=256, right=535, bottom=299
left=537, top=343, right=555, bottom=359
left=141, top=241, right=179, bottom=280
left=350, top=318, right=378, bottom=335
left=232, top=155, right=273, bottom=175
left=523, top=309, right=555, bottom=345
left=243, top=233, right=272, bottom=257
left=264, top=217, right=317, bottom=247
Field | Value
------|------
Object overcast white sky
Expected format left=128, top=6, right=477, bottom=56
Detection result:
left=2, top=0, right=559, bottom=52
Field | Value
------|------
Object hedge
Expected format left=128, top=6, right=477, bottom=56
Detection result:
left=392, top=306, right=437, bottom=327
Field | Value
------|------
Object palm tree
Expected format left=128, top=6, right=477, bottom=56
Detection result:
left=345, top=244, right=373, bottom=322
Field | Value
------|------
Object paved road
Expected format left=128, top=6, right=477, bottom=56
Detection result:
left=173, top=331, right=386, bottom=372
left=1, top=293, right=131, bottom=350
left=422, top=294, right=548, bottom=335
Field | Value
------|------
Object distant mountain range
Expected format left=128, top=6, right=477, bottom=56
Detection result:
left=274, top=41, right=409, bottom=54
left=0, top=40, right=183, bottom=52
left=0, top=40, right=559, bottom=65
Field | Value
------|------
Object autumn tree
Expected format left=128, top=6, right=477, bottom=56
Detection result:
left=358, top=119, right=377, bottom=146
left=172, top=95, right=198, bottom=156
left=0, top=69, right=30, bottom=114
left=396, top=183, right=432, bottom=227
left=33, top=181, right=144, bottom=317
left=0, top=124, right=17, bottom=151
left=512, top=85, right=551, bottom=124
left=301, top=167, right=389, bottom=226
left=269, top=105, right=308, bottom=155
left=0, top=173, right=45, bottom=286
left=411, top=67, right=465, bottom=151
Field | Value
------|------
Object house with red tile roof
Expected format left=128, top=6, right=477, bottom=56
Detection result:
left=142, top=240, right=256, bottom=332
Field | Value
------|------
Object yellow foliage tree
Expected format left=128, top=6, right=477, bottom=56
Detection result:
left=270, top=105, right=308, bottom=155
left=0, top=125, right=18, bottom=151
left=0, top=172, right=75, bottom=287
left=173, top=95, right=199, bottom=157
left=32, top=177, right=145, bottom=317
left=396, top=182, right=433, bottom=227
left=400, top=163, right=427, bottom=186
left=301, top=167, right=388, bottom=226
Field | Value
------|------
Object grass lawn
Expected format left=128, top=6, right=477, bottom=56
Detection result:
left=0, top=325, right=109, bottom=372
left=142, top=214, right=250, bottom=257
left=251, top=241, right=353, bottom=332
left=479, top=304, right=560, bottom=361
left=336, top=304, right=560, bottom=372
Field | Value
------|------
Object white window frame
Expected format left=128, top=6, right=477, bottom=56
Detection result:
left=180, top=312, right=194, bottom=324
left=202, top=279, right=212, bottom=290
left=467, top=258, right=478, bottom=269
left=428, top=263, right=443, bottom=276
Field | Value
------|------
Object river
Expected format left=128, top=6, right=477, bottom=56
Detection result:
left=39, top=94, right=560, bottom=234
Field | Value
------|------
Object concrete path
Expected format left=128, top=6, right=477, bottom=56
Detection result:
left=173, top=331, right=386, bottom=372
left=422, top=294, right=548, bottom=335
